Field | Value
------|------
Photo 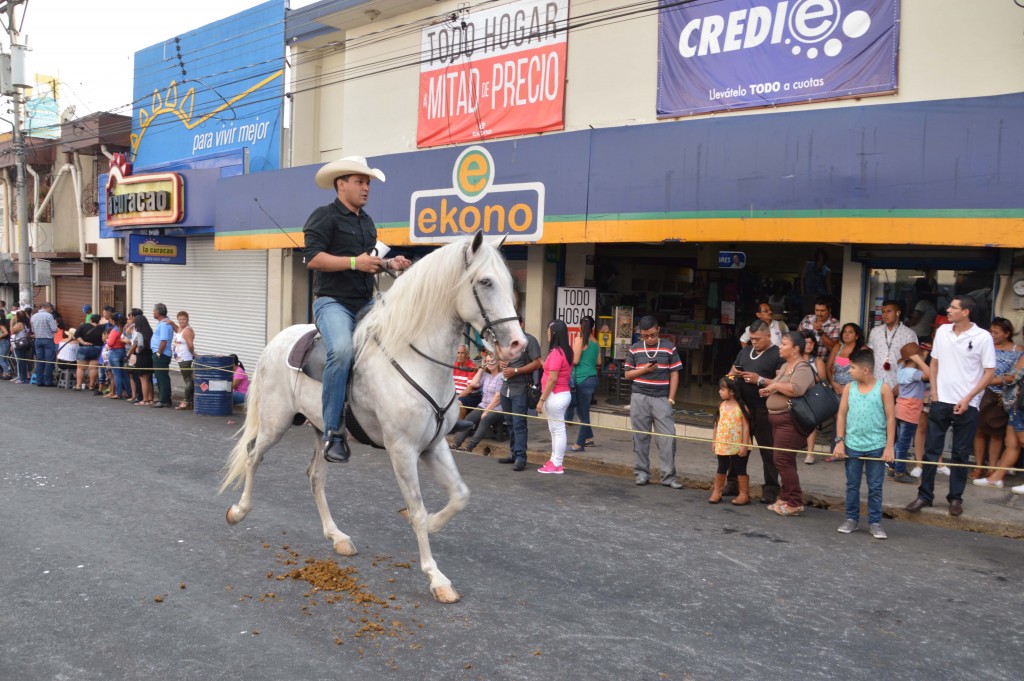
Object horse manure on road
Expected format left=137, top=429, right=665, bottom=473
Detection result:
left=254, top=543, right=419, bottom=644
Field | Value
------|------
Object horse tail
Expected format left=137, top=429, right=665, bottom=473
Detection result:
left=219, top=363, right=264, bottom=494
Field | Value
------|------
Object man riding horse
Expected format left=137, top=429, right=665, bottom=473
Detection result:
left=303, top=156, right=412, bottom=462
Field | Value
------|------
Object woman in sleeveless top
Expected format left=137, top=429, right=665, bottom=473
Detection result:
left=971, top=318, right=1023, bottom=484
left=173, top=310, right=196, bottom=410
left=566, top=316, right=602, bottom=452
left=799, top=330, right=829, bottom=465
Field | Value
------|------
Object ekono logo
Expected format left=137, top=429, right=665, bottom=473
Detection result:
left=676, top=0, right=873, bottom=61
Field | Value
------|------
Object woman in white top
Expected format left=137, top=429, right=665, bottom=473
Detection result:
left=740, top=302, right=788, bottom=348
left=173, top=310, right=196, bottom=410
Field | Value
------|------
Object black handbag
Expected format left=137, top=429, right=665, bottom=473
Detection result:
left=14, top=335, right=32, bottom=351
left=789, top=362, right=840, bottom=436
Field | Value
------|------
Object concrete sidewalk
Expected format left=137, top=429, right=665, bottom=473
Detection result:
left=455, top=403, right=1024, bottom=539
left=164, top=369, right=1024, bottom=538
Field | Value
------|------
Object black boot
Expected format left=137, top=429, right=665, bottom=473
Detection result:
left=323, top=430, right=351, bottom=463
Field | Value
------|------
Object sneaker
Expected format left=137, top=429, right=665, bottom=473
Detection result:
left=837, top=519, right=859, bottom=534
left=868, top=523, right=888, bottom=540
left=804, top=454, right=815, bottom=465
left=937, top=465, right=951, bottom=476
left=893, top=473, right=918, bottom=485
left=910, top=467, right=923, bottom=478
left=1012, top=483, right=1024, bottom=495
left=972, top=478, right=1004, bottom=488
left=537, top=460, right=564, bottom=475
left=662, top=479, right=684, bottom=489
left=634, top=475, right=650, bottom=486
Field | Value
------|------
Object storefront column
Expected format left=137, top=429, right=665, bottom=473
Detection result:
left=838, top=245, right=863, bottom=326
left=266, top=248, right=293, bottom=336
left=524, top=245, right=556, bottom=341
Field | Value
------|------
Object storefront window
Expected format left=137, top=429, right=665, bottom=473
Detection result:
left=864, top=268, right=997, bottom=341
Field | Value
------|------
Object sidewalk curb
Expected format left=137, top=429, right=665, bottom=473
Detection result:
left=462, top=439, right=1024, bottom=540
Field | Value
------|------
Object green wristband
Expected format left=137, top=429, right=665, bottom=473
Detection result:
left=350, top=256, right=356, bottom=271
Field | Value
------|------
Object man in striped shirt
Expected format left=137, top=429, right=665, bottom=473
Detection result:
left=625, top=316, right=683, bottom=488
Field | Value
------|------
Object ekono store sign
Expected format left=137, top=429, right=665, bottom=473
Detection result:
left=408, top=146, right=545, bottom=244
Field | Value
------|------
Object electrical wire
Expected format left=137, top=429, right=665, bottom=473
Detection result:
left=14, top=0, right=720, bottom=156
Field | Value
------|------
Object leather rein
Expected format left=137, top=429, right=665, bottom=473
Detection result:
left=373, top=247, right=518, bottom=445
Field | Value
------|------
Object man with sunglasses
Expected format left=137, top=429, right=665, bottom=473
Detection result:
left=624, top=316, right=683, bottom=488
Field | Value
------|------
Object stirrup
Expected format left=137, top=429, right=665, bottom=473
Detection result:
left=323, top=430, right=351, bottom=463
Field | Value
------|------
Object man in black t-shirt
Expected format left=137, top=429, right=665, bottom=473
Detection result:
left=732, top=320, right=784, bottom=504
left=303, top=156, right=412, bottom=463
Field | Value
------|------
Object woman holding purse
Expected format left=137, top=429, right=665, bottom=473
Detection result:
left=759, top=331, right=816, bottom=516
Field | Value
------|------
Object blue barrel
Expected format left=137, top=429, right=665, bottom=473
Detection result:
left=194, top=355, right=234, bottom=416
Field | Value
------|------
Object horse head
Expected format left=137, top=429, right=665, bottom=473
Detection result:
left=458, top=231, right=525, bottom=362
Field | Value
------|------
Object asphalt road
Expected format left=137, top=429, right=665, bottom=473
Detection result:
left=2, top=384, right=1023, bottom=680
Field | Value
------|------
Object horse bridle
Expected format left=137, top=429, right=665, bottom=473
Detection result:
left=371, top=244, right=519, bottom=445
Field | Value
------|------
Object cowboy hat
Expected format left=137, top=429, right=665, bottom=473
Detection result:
left=314, top=156, right=386, bottom=189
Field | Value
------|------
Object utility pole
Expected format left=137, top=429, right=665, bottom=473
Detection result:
left=1, top=0, right=29, bottom=308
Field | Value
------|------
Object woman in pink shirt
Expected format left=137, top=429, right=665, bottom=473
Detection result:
left=537, top=319, right=574, bottom=475
left=231, top=354, right=249, bottom=406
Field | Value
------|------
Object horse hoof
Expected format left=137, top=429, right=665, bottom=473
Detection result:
left=225, top=506, right=240, bottom=525
left=431, top=585, right=461, bottom=603
left=333, top=538, right=358, bottom=556
left=397, top=508, right=410, bottom=520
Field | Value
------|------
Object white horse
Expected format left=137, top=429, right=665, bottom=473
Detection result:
left=220, top=232, right=525, bottom=603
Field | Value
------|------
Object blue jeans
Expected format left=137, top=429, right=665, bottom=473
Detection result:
left=232, top=391, right=247, bottom=405
left=0, top=338, right=10, bottom=374
left=917, top=401, right=977, bottom=505
left=313, top=296, right=366, bottom=436
left=500, top=391, right=529, bottom=462
left=33, top=339, right=55, bottom=385
left=14, top=345, right=32, bottom=381
left=893, top=419, right=918, bottom=473
left=108, top=348, right=128, bottom=398
left=565, top=375, right=599, bottom=446
left=844, top=448, right=886, bottom=524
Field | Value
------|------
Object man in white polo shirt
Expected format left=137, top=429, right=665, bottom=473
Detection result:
left=906, top=296, right=995, bottom=517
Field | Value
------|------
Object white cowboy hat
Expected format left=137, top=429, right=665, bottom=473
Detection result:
left=314, top=155, right=386, bottom=189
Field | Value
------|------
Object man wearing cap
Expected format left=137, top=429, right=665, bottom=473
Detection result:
left=304, top=156, right=412, bottom=463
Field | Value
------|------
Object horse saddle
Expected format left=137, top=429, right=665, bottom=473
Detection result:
left=286, top=326, right=384, bottom=450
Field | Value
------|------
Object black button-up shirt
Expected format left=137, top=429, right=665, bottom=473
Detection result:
left=302, top=199, right=378, bottom=313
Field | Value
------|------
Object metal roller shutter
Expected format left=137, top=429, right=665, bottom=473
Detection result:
left=141, top=237, right=267, bottom=371
left=54, top=276, right=92, bottom=329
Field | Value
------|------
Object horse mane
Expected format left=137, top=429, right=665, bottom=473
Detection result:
left=356, top=239, right=507, bottom=357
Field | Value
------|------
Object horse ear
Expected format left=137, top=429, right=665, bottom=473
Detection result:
left=495, top=234, right=508, bottom=249
left=470, top=230, right=484, bottom=255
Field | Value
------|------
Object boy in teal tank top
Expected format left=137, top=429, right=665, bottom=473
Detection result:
left=833, top=349, right=896, bottom=539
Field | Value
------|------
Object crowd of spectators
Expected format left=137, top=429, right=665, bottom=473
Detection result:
left=0, top=300, right=248, bottom=409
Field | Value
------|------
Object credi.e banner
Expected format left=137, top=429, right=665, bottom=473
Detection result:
left=417, top=0, right=568, bottom=148
left=657, top=0, right=900, bottom=117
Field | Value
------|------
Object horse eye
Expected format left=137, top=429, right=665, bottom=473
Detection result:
left=478, top=277, right=492, bottom=288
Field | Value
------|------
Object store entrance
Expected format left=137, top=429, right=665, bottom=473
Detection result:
left=591, top=242, right=844, bottom=408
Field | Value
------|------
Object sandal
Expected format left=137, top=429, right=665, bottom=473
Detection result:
left=135, top=400, right=152, bottom=406
left=766, top=500, right=784, bottom=513
left=774, top=503, right=805, bottom=517
left=584, top=440, right=596, bottom=448
left=569, top=444, right=585, bottom=452
left=175, top=402, right=189, bottom=410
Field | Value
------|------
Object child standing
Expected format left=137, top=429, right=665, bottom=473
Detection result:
left=709, top=375, right=752, bottom=505
left=893, top=342, right=930, bottom=484
left=833, top=349, right=896, bottom=539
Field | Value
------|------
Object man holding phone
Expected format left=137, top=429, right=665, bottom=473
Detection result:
left=731, top=319, right=785, bottom=504
left=624, top=316, right=683, bottom=488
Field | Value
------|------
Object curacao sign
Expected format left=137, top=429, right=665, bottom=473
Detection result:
left=409, top=146, right=544, bottom=244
